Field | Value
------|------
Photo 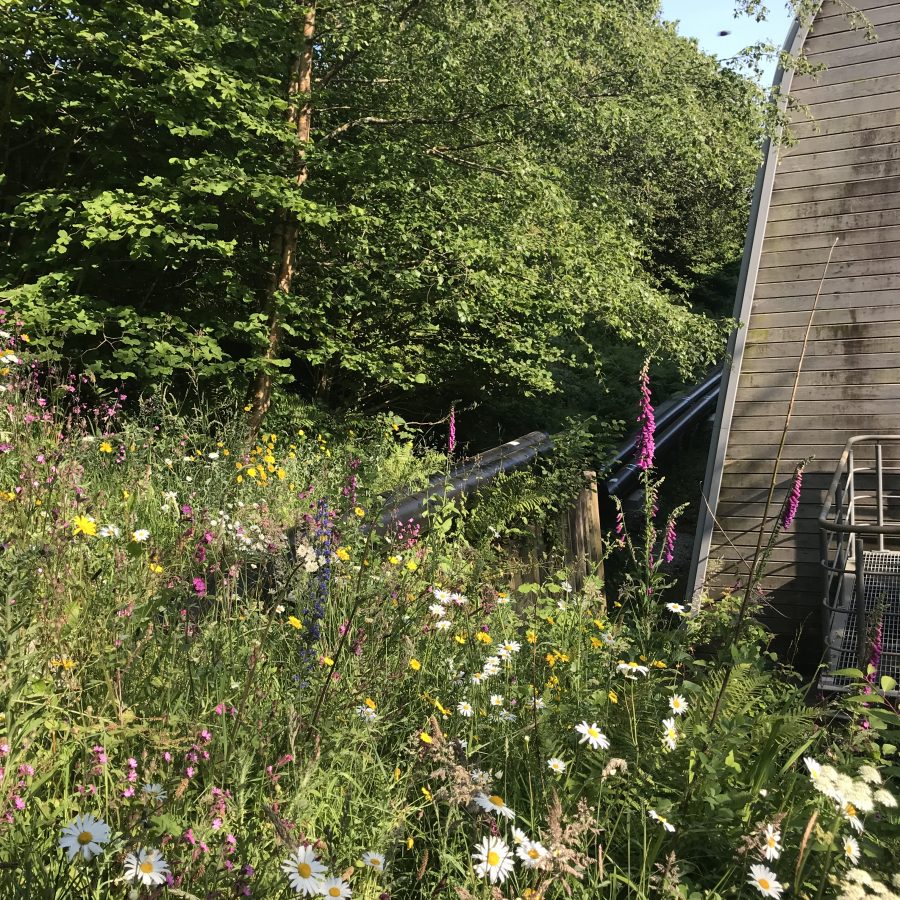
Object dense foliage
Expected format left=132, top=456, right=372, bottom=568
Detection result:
left=0, top=0, right=762, bottom=430
left=1, top=333, right=898, bottom=899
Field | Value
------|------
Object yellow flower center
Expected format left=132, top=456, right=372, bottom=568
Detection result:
left=767, top=837, right=776, bottom=847
left=297, top=862, right=312, bottom=878
left=77, top=831, right=93, bottom=845
left=329, top=888, right=342, bottom=898
left=487, top=851, right=501, bottom=866
left=759, top=878, right=770, bottom=890
left=140, top=860, right=155, bottom=874
left=588, top=727, right=599, bottom=738
left=489, top=795, right=504, bottom=807
left=846, top=803, right=856, bottom=817
left=528, top=848, right=540, bottom=859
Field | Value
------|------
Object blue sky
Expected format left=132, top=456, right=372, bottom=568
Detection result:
left=659, top=0, right=796, bottom=83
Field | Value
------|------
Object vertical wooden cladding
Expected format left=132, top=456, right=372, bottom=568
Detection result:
left=694, top=0, right=900, bottom=641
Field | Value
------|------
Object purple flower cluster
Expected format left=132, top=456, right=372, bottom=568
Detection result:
left=300, top=499, right=334, bottom=665
left=635, top=362, right=655, bottom=471
left=448, top=406, right=456, bottom=456
left=779, top=466, right=804, bottom=530
left=663, top=518, right=677, bottom=564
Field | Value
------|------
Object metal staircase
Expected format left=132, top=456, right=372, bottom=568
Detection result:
left=819, top=437, right=900, bottom=697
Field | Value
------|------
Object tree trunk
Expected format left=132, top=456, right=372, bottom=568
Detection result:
left=248, top=2, right=317, bottom=434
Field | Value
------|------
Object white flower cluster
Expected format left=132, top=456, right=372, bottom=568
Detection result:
left=805, top=758, right=896, bottom=833
left=837, top=868, right=900, bottom=900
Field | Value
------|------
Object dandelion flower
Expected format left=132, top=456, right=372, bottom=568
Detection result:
left=748, top=864, right=783, bottom=898
left=762, top=824, right=781, bottom=861
left=59, top=813, right=110, bottom=861
left=124, top=848, right=170, bottom=886
left=362, top=851, right=386, bottom=872
left=517, top=839, right=549, bottom=868
left=547, top=757, right=567, bottom=774
left=472, top=835, right=514, bottom=884
left=669, top=694, right=688, bottom=715
left=474, top=792, right=516, bottom=820
left=318, top=876, right=352, bottom=898
left=132, top=529, right=150, bottom=543
left=842, top=836, right=860, bottom=864
left=648, top=810, right=675, bottom=832
left=72, top=515, right=97, bottom=537
left=616, top=661, right=649, bottom=678
left=575, top=721, right=610, bottom=751
left=281, top=845, right=327, bottom=896
left=661, top=718, right=679, bottom=751
left=457, top=700, right=474, bottom=717
left=142, top=783, right=167, bottom=802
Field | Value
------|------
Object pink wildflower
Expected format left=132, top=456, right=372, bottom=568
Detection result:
left=635, top=361, right=655, bottom=471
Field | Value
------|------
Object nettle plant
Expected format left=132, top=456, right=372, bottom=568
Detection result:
left=0, top=344, right=898, bottom=899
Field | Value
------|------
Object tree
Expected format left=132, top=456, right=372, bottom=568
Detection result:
left=0, top=0, right=763, bottom=427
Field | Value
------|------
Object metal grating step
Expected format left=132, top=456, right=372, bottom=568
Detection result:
left=822, top=551, right=900, bottom=696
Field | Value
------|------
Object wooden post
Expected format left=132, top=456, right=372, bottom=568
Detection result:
left=562, top=471, right=604, bottom=589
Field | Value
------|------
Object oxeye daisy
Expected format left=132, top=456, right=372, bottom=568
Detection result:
left=457, top=700, right=474, bottom=717
left=59, top=813, right=110, bottom=861
left=356, top=705, right=377, bottom=723
left=281, top=845, right=327, bottom=896
left=472, top=835, right=514, bottom=884
left=124, top=848, right=170, bottom=886
left=748, top=864, right=783, bottom=898
left=842, top=835, right=860, bottom=864
left=512, top=827, right=528, bottom=845
left=762, top=824, right=781, bottom=861
left=428, top=603, right=446, bottom=617
left=669, top=694, right=688, bottom=715
left=575, top=721, right=610, bottom=750
left=648, top=809, right=675, bottom=832
left=142, top=783, right=167, bottom=802
left=616, top=661, right=649, bottom=678
left=547, top=757, right=567, bottom=774
left=665, top=602, right=687, bottom=614
left=516, top=839, right=549, bottom=869
left=432, top=588, right=452, bottom=603
left=474, top=792, right=516, bottom=820
left=361, top=850, right=386, bottom=872
left=661, top=717, right=679, bottom=751
left=318, top=876, right=352, bottom=898
left=804, top=757, right=821, bottom=781
left=490, top=694, right=504, bottom=707
left=132, top=529, right=150, bottom=543
left=435, top=619, right=453, bottom=631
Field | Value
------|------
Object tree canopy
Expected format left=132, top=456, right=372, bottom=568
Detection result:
left=0, top=0, right=764, bottom=428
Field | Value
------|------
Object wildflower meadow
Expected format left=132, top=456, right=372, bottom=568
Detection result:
left=0, top=318, right=898, bottom=899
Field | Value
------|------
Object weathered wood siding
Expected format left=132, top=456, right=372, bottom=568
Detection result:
left=691, top=0, right=900, bottom=641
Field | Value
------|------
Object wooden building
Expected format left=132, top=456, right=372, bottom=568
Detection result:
left=689, top=0, right=900, bottom=656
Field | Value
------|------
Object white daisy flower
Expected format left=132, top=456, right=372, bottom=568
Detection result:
left=517, top=839, right=549, bottom=868
left=512, top=827, right=528, bottom=845
left=616, top=661, right=649, bottom=678
left=748, top=864, right=783, bottom=898
left=319, top=876, right=352, bottom=898
left=449, top=592, right=467, bottom=605
left=59, top=813, right=111, bottom=861
left=490, top=694, right=504, bottom=707
left=661, top=717, right=679, bottom=751
left=575, top=721, right=610, bottom=751
left=474, top=792, right=516, bottom=820
left=547, top=757, right=567, bottom=774
left=840, top=799, right=864, bottom=833
left=530, top=696, right=546, bottom=710
left=428, top=603, right=446, bottom=617
left=804, top=757, right=821, bottom=781
left=498, top=640, right=521, bottom=657
left=762, top=824, right=781, bottom=861
left=457, top=700, right=474, bottom=717
left=842, top=836, right=860, bottom=865
left=131, top=529, right=150, bottom=543
left=669, top=694, right=688, bottom=715
left=357, top=705, right=378, bottom=723
left=665, top=603, right=687, bottom=614
left=648, top=809, right=675, bottom=832
left=142, top=783, right=167, bottom=802
left=470, top=768, right=492, bottom=789
left=281, top=845, right=327, bottom=896
left=98, top=524, right=121, bottom=538
left=432, top=588, right=452, bottom=603
left=124, top=848, right=170, bottom=886
left=471, top=672, right=485, bottom=685
left=362, top=850, right=386, bottom=872
left=472, top=835, right=514, bottom=884
left=435, top=619, right=453, bottom=631
left=600, top=631, right=616, bottom=646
